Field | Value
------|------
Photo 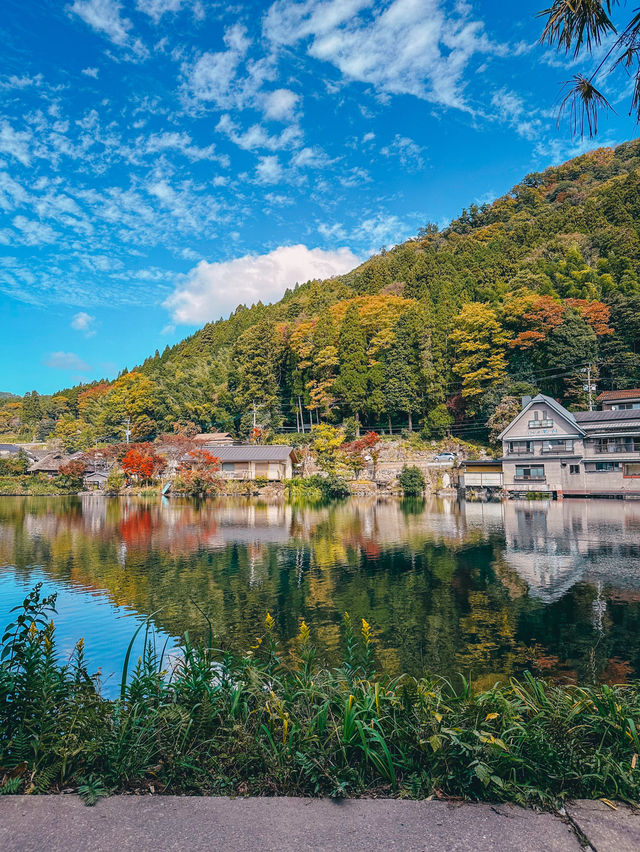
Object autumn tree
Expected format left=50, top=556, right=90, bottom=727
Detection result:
left=104, top=372, right=160, bottom=442
left=450, top=303, right=510, bottom=414
left=56, top=458, right=88, bottom=490
left=487, top=396, right=522, bottom=445
left=121, top=444, right=165, bottom=482
left=310, top=423, right=345, bottom=475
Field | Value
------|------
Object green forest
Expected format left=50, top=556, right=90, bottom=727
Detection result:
left=3, top=139, right=640, bottom=448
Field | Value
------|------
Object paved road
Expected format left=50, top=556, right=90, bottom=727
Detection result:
left=1, top=795, right=638, bottom=851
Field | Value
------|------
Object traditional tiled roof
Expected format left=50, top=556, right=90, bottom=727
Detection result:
left=574, top=409, right=640, bottom=423
left=208, top=446, right=297, bottom=462
left=596, top=388, right=640, bottom=402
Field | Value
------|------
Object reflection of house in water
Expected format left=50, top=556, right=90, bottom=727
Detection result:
left=500, top=499, right=640, bottom=603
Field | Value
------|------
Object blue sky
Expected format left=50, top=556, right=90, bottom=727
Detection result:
left=1, top=0, right=638, bottom=395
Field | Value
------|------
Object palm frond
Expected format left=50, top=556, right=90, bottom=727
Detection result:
left=558, top=73, right=613, bottom=136
left=540, top=1, right=618, bottom=57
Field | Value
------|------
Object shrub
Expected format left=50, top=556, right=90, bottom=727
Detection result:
left=105, top=469, right=125, bottom=494
left=398, top=465, right=426, bottom=496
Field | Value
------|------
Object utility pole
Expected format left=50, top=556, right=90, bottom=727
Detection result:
left=582, top=364, right=596, bottom=411
left=124, top=416, right=131, bottom=444
left=252, top=400, right=257, bottom=430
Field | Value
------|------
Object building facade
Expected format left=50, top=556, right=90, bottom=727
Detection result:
left=205, top=446, right=298, bottom=480
left=499, top=393, right=640, bottom=498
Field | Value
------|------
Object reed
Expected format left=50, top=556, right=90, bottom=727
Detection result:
left=1, top=584, right=639, bottom=805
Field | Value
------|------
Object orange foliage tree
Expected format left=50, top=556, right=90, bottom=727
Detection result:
left=121, top=444, right=165, bottom=482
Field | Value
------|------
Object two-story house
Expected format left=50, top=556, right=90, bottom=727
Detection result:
left=499, top=393, right=640, bottom=498
left=596, top=389, right=640, bottom=410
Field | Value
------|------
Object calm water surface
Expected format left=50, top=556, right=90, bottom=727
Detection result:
left=1, top=495, right=640, bottom=694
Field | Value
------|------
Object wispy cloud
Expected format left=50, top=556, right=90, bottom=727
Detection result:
left=45, top=351, right=92, bottom=372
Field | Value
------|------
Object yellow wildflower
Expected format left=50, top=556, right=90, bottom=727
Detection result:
left=265, top=612, right=275, bottom=631
left=361, top=618, right=372, bottom=644
left=298, top=620, right=310, bottom=645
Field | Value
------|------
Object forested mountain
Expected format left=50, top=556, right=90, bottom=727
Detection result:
left=4, top=139, right=640, bottom=446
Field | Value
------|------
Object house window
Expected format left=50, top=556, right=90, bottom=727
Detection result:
left=594, top=438, right=640, bottom=453
left=612, top=403, right=640, bottom=410
left=222, top=462, right=235, bottom=472
left=508, top=441, right=533, bottom=454
left=528, top=410, right=554, bottom=428
left=569, top=465, right=580, bottom=474
left=542, top=439, right=573, bottom=453
left=586, top=461, right=622, bottom=472
left=515, top=465, right=545, bottom=480
left=624, top=463, right=640, bottom=477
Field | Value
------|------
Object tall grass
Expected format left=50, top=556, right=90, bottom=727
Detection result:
left=1, top=584, right=639, bottom=805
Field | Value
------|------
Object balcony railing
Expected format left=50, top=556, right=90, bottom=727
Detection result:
left=541, top=446, right=573, bottom=454
left=590, top=441, right=640, bottom=454
left=508, top=448, right=535, bottom=455
left=514, top=476, right=546, bottom=482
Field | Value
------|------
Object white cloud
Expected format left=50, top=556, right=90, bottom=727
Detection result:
left=380, top=134, right=424, bottom=170
left=187, top=24, right=252, bottom=107
left=0, top=122, right=32, bottom=166
left=264, top=88, right=300, bottom=121
left=164, top=244, right=361, bottom=324
left=216, top=114, right=301, bottom=152
left=45, top=351, right=92, bottom=372
left=81, top=67, right=100, bottom=77
left=12, top=215, right=58, bottom=245
left=264, top=0, right=504, bottom=110
left=255, top=155, right=283, bottom=183
left=490, top=88, right=541, bottom=140
left=69, top=0, right=132, bottom=47
left=136, top=0, right=184, bottom=22
left=71, top=311, right=96, bottom=336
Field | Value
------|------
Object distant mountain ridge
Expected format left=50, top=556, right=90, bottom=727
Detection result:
left=4, top=139, right=640, bottom=444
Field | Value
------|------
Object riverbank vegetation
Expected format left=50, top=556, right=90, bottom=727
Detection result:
left=1, top=585, right=639, bottom=806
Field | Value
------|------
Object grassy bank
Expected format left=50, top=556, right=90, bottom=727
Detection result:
left=1, top=586, right=639, bottom=806
left=0, top=475, right=72, bottom=496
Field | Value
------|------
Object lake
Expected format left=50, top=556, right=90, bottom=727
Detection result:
left=1, top=495, right=640, bottom=695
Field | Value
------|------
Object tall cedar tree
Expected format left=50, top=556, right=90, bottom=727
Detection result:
left=334, top=304, right=368, bottom=426
left=384, top=311, right=421, bottom=431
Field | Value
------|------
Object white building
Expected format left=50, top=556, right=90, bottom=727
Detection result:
left=499, top=393, right=640, bottom=498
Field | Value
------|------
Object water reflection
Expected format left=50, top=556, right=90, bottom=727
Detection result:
left=1, top=495, right=640, bottom=691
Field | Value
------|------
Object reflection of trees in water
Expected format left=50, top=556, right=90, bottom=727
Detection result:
left=1, top=496, right=640, bottom=684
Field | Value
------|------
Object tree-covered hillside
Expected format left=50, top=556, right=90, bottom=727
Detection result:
left=4, top=139, right=640, bottom=446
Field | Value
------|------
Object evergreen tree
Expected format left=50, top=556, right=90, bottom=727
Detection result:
left=334, top=304, right=368, bottom=427
left=384, top=311, right=421, bottom=431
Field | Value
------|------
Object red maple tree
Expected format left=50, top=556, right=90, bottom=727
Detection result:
left=121, top=444, right=165, bottom=481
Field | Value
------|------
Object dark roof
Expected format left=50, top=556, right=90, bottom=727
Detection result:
left=596, top=388, right=640, bottom=402
left=574, top=409, right=640, bottom=423
left=0, top=444, right=20, bottom=454
left=210, top=446, right=297, bottom=462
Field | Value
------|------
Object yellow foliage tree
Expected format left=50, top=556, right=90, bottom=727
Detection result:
left=450, top=303, right=511, bottom=412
